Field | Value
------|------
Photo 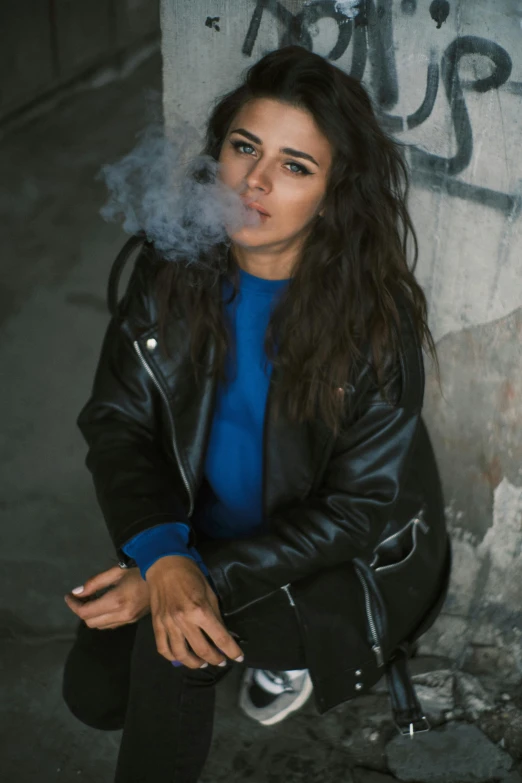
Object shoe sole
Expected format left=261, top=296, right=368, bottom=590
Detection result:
left=257, top=674, right=314, bottom=726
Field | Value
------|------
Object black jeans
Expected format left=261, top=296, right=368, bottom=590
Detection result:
left=62, top=588, right=307, bottom=782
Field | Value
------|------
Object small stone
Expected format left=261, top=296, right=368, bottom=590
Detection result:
left=415, top=684, right=454, bottom=724
left=501, top=693, right=512, bottom=702
left=386, top=723, right=513, bottom=783
left=412, top=669, right=454, bottom=690
left=369, top=731, right=380, bottom=742
left=478, top=708, right=510, bottom=744
left=411, top=670, right=454, bottom=724
left=455, top=671, right=495, bottom=720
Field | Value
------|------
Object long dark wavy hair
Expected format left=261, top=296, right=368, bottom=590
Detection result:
left=155, top=45, right=439, bottom=435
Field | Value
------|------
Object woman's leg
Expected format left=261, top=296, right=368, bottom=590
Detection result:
left=62, top=619, right=137, bottom=730
left=114, top=589, right=305, bottom=783
left=114, top=613, right=231, bottom=783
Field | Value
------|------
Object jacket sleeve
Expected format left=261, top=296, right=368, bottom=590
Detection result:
left=199, top=301, right=425, bottom=615
left=76, top=250, right=192, bottom=562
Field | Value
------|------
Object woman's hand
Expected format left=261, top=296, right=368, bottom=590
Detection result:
left=145, top=555, right=244, bottom=669
left=64, top=565, right=150, bottom=630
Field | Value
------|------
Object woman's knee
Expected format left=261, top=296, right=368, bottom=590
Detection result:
left=61, top=621, right=135, bottom=731
left=62, top=681, right=125, bottom=731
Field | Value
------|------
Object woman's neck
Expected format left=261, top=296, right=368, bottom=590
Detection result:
left=229, top=242, right=300, bottom=280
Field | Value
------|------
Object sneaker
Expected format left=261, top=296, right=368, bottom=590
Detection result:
left=238, top=668, right=313, bottom=726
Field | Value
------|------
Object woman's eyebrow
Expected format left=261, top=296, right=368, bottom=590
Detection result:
left=230, top=127, right=320, bottom=167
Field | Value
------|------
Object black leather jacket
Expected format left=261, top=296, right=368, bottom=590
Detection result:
left=77, top=242, right=450, bottom=723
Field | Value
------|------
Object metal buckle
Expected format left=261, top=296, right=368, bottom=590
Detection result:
left=395, top=716, right=430, bottom=738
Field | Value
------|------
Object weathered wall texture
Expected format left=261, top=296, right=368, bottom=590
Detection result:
left=161, top=0, right=522, bottom=680
left=0, top=0, right=160, bottom=125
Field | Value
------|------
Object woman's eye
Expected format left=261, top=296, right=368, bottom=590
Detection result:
left=286, top=162, right=310, bottom=176
left=231, top=140, right=311, bottom=176
left=232, top=141, right=255, bottom=155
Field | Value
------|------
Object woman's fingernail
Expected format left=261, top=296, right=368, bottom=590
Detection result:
left=71, top=586, right=84, bottom=595
left=200, top=663, right=209, bottom=668
left=218, top=660, right=227, bottom=667
left=234, top=655, right=245, bottom=662
left=172, top=661, right=183, bottom=667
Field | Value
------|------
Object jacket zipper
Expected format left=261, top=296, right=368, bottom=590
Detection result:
left=133, top=340, right=194, bottom=517
left=222, top=586, right=281, bottom=617
left=354, top=565, right=384, bottom=668
left=355, top=511, right=428, bottom=669
left=223, top=583, right=296, bottom=617
left=370, top=508, right=429, bottom=570
left=375, top=507, right=428, bottom=551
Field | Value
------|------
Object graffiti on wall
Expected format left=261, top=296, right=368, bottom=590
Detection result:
left=241, top=0, right=519, bottom=216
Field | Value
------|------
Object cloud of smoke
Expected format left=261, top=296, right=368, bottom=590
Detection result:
left=97, top=119, right=260, bottom=266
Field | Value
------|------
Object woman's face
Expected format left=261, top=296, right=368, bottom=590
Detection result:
left=218, top=98, right=333, bottom=251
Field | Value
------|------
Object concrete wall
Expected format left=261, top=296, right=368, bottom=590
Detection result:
left=161, top=0, right=522, bottom=680
left=0, top=0, right=160, bottom=124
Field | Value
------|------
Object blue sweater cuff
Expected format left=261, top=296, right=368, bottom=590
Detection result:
left=121, top=523, right=210, bottom=580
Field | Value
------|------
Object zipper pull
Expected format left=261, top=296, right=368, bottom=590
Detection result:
left=372, top=644, right=384, bottom=667
left=413, top=515, right=429, bottom=534
left=281, top=584, right=296, bottom=607
left=415, top=506, right=429, bottom=533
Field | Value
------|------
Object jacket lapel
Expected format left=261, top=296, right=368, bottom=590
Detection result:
left=135, top=319, right=217, bottom=511
left=138, top=324, right=334, bottom=521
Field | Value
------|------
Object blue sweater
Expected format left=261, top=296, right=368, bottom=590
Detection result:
left=122, top=267, right=290, bottom=579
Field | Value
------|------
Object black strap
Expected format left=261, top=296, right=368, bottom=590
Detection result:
left=385, top=541, right=452, bottom=737
left=386, top=643, right=430, bottom=737
left=107, top=233, right=146, bottom=320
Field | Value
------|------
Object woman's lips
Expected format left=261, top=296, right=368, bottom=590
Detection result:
left=245, top=203, right=270, bottom=222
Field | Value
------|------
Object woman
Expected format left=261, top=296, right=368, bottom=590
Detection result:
left=63, top=45, right=450, bottom=782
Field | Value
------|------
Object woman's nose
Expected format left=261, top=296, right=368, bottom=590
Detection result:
left=244, top=160, right=271, bottom=193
